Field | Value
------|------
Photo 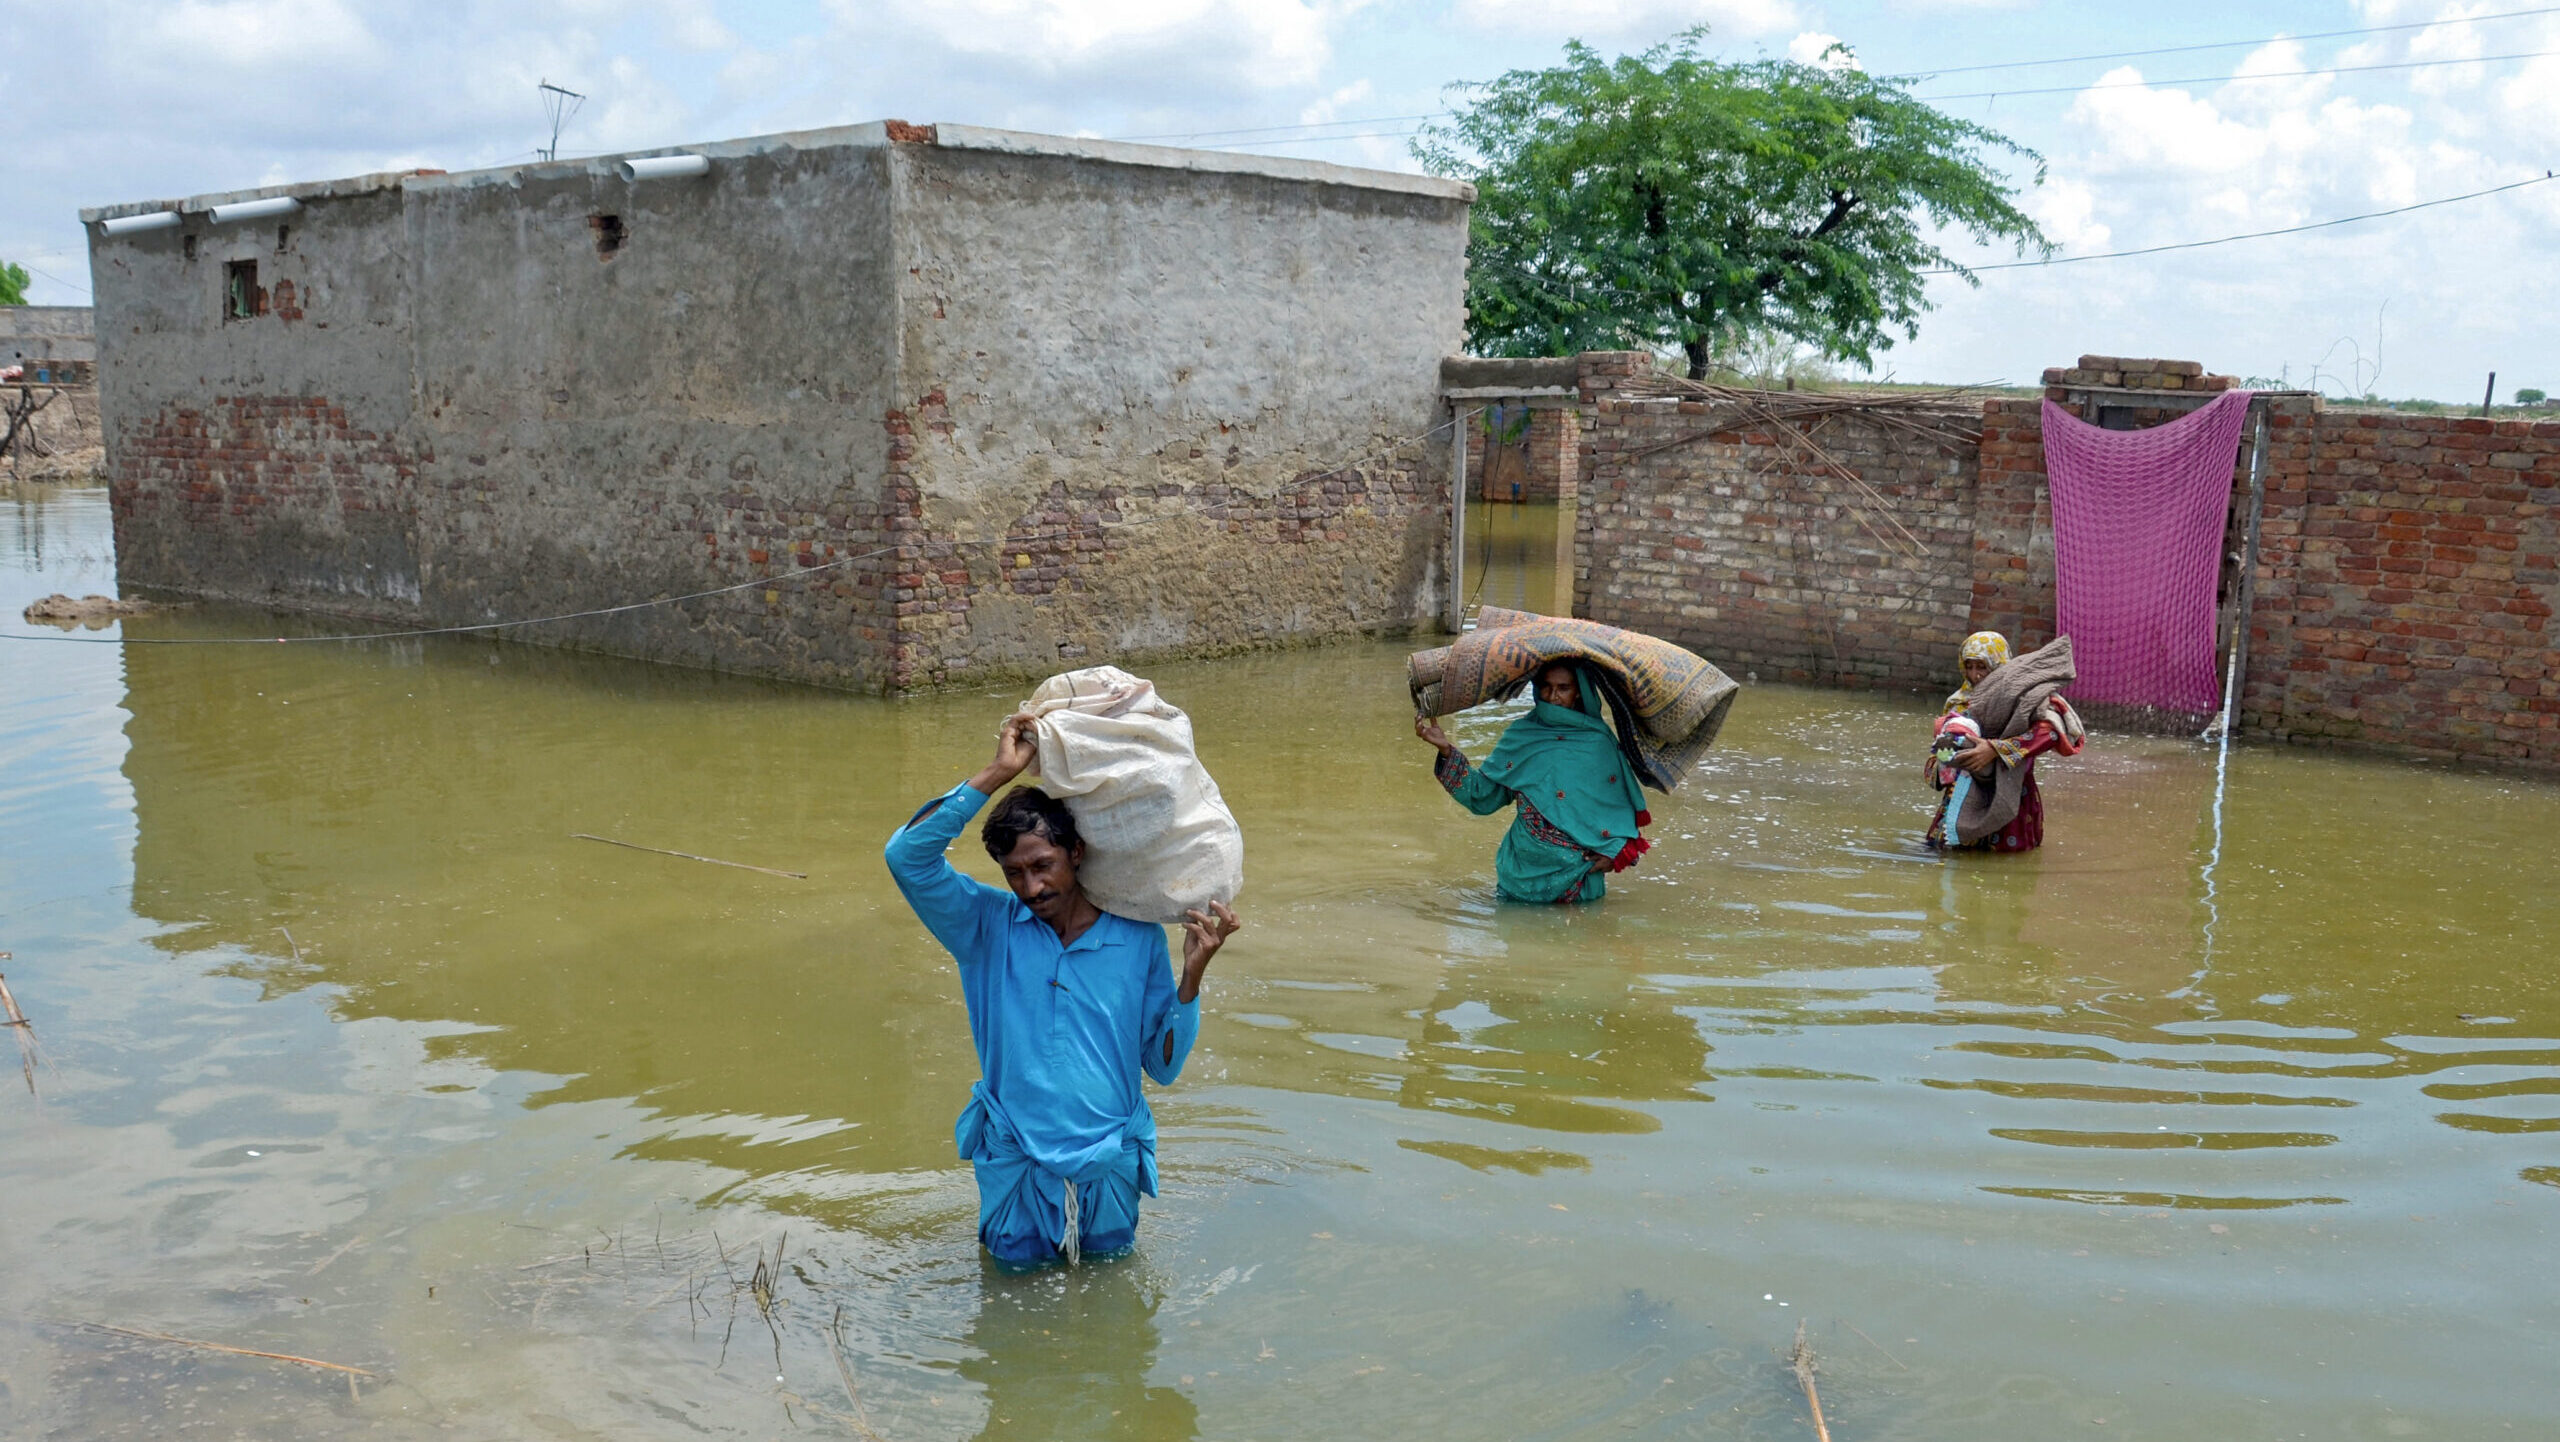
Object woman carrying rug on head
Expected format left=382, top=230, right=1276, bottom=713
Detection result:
left=1415, top=660, right=1652, bottom=903
left=1927, top=631, right=2086, bottom=853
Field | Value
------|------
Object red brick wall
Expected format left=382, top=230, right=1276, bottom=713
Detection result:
left=1557, top=349, right=2560, bottom=768
left=111, top=395, right=427, bottom=612
left=1967, top=399, right=2055, bottom=653
left=2241, top=411, right=2560, bottom=765
left=1573, top=352, right=1980, bottom=689
left=1466, top=402, right=1578, bottom=503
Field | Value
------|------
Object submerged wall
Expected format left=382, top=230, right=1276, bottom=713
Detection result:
left=86, top=124, right=1470, bottom=691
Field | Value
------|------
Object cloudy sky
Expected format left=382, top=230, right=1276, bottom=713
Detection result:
left=7, top=0, right=2554, bottom=399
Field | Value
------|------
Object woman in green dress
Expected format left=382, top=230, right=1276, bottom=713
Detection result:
left=1414, top=661, right=1653, bottom=904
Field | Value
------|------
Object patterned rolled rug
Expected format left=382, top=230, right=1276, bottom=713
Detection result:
left=1409, top=607, right=1740, bottom=790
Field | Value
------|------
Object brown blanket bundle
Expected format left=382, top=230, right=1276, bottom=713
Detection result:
left=1409, top=607, right=1739, bottom=790
left=1950, top=636, right=2077, bottom=844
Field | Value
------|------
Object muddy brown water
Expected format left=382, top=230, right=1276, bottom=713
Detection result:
left=2, top=488, right=2555, bottom=1439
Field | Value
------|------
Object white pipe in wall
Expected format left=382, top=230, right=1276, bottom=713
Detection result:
left=209, top=196, right=302, bottom=224
left=101, top=211, right=182, bottom=235
left=619, top=154, right=710, bottom=181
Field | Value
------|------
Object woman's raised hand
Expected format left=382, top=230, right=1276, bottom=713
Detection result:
left=1413, top=714, right=1454, bottom=754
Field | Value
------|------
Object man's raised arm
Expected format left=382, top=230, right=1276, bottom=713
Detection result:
left=883, top=715, right=1038, bottom=958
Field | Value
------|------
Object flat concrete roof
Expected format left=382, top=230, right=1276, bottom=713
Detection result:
left=82, top=121, right=1472, bottom=225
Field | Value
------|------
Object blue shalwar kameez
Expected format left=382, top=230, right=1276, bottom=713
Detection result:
left=885, top=780, right=1201, bottom=1265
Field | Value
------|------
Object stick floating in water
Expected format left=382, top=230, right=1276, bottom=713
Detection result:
left=1788, top=1321, right=1833, bottom=1442
left=570, top=834, right=807, bottom=879
left=0, top=966, right=41, bottom=1096
left=52, top=1320, right=376, bottom=1376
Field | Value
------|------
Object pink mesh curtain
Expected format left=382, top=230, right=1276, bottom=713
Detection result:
left=2041, top=390, right=2254, bottom=715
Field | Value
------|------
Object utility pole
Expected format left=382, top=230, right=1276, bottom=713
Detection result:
left=2481, top=371, right=2498, bottom=418
left=538, top=81, right=586, bottom=162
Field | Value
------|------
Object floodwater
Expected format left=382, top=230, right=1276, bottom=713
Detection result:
left=3, top=485, right=2556, bottom=1440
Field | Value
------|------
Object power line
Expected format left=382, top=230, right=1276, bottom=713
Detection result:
left=1196, top=129, right=1426, bottom=150
left=1110, top=113, right=1440, bottom=144
left=1116, top=11, right=2560, bottom=154
left=1916, top=45, right=2560, bottom=103
left=1923, top=172, right=2558, bottom=274
left=14, top=264, right=91, bottom=299
left=1882, top=4, right=2560, bottom=80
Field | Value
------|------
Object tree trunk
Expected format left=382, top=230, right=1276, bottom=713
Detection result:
left=1684, top=337, right=1712, bottom=381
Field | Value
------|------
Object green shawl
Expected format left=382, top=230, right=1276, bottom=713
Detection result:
left=1477, top=667, right=1652, bottom=864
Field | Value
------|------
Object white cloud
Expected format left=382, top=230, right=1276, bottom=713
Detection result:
left=7, top=0, right=2557, bottom=398
left=1896, top=9, right=2560, bottom=399
left=1448, top=0, right=1796, bottom=40
left=912, top=0, right=1327, bottom=70
left=1786, top=31, right=1860, bottom=69
left=2065, top=67, right=2268, bottom=174
left=149, top=0, right=380, bottom=67
left=2025, top=175, right=2107, bottom=252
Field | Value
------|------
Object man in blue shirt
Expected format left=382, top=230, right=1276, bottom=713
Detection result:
left=885, top=715, right=1240, bottom=1265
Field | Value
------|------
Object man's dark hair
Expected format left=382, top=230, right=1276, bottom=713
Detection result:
left=982, top=786, right=1082, bottom=862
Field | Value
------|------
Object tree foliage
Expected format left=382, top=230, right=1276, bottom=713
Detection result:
left=1417, top=33, right=2051, bottom=378
left=0, top=262, right=29, bottom=307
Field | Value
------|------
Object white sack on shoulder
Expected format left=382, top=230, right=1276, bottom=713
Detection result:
left=1020, top=666, right=1245, bottom=925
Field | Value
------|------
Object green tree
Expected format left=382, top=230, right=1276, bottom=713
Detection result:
left=0, top=262, right=29, bottom=306
left=1417, top=33, right=2051, bottom=379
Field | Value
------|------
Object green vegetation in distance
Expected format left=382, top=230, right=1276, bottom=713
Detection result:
left=1417, top=30, right=2051, bottom=380
left=0, top=261, right=29, bottom=306
left=2517, top=387, right=2547, bottom=405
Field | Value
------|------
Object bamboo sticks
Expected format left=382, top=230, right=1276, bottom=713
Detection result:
left=1606, top=378, right=1985, bottom=562
left=53, top=1320, right=375, bottom=1377
left=1787, top=1321, right=1834, bottom=1442
left=0, top=962, right=41, bottom=1096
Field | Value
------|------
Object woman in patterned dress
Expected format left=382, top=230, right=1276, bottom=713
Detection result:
left=1927, top=631, right=2081, bottom=852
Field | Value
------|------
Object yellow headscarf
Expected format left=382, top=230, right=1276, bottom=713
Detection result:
left=1959, top=631, right=2011, bottom=674
left=1946, top=631, right=2011, bottom=713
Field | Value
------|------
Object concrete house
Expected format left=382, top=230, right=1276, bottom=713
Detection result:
left=82, top=122, right=1472, bottom=690
left=1, top=305, right=96, bottom=381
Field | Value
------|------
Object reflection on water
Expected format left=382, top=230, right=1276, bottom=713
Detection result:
left=4, top=484, right=2559, bottom=1438
left=1463, top=497, right=1574, bottom=621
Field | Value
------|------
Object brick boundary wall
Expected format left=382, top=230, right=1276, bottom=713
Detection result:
left=1466, top=403, right=1579, bottom=503
left=1572, top=351, right=1980, bottom=690
left=1563, top=350, right=2560, bottom=770
left=2242, top=410, right=2560, bottom=765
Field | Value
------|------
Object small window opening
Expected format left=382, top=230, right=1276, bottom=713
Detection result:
left=225, top=260, right=259, bottom=321
left=276, top=224, right=292, bottom=253
left=589, top=213, right=625, bottom=261
left=182, top=233, right=199, bottom=263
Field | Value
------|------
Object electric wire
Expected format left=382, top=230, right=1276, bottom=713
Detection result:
left=1921, top=173, right=2558, bottom=274
left=1105, top=10, right=2560, bottom=150
left=1882, top=4, right=2560, bottom=80
left=1109, top=114, right=1441, bottom=144
left=1914, top=45, right=2560, bottom=102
